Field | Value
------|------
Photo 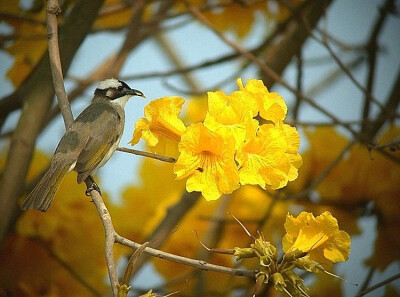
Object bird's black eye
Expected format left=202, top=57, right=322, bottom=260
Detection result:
left=117, top=85, right=124, bottom=91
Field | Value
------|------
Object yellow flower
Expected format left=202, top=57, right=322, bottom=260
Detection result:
left=205, top=2, right=265, bottom=38
left=236, top=78, right=287, bottom=123
left=282, top=211, right=351, bottom=268
left=173, top=1, right=265, bottom=38
left=130, top=96, right=186, bottom=155
left=281, top=122, right=302, bottom=182
left=174, top=123, right=239, bottom=200
left=183, top=95, right=208, bottom=124
left=237, top=122, right=301, bottom=190
left=204, top=90, right=259, bottom=149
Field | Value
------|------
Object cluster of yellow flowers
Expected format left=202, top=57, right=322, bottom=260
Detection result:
left=131, top=78, right=302, bottom=200
left=235, top=211, right=351, bottom=296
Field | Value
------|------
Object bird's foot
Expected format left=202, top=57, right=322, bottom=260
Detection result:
left=85, top=182, right=102, bottom=196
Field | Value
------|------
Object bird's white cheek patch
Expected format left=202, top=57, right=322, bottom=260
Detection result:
left=106, top=89, right=115, bottom=98
left=111, top=95, right=131, bottom=108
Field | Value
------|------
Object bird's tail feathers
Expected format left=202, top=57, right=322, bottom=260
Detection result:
left=21, top=165, right=69, bottom=212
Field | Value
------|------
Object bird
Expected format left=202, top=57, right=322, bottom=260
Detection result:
left=21, top=78, right=145, bottom=212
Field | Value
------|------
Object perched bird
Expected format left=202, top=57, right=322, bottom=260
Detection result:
left=21, top=78, right=145, bottom=212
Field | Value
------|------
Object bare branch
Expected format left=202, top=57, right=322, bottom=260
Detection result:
left=46, top=0, right=73, bottom=127
left=362, top=0, right=395, bottom=135
left=356, top=272, right=400, bottom=297
left=114, top=234, right=255, bottom=279
left=86, top=186, right=120, bottom=296
left=116, top=147, right=176, bottom=163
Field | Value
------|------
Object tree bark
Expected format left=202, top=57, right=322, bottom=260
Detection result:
left=260, top=0, right=332, bottom=88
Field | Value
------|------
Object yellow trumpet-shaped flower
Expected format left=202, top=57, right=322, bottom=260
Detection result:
left=282, top=211, right=351, bottom=268
left=204, top=90, right=259, bottom=149
left=237, top=122, right=302, bottom=190
left=174, top=123, right=239, bottom=200
left=130, top=96, right=186, bottom=155
left=236, top=78, right=287, bottom=123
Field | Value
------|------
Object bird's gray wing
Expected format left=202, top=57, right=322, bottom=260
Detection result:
left=74, top=103, right=123, bottom=183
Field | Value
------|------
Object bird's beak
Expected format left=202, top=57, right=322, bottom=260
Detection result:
left=126, top=89, right=146, bottom=98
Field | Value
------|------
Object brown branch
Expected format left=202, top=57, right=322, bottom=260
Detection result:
left=356, top=272, right=400, bottom=297
left=305, top=55, right=365, bottom=98
left=260, top=0, right=332, bottom=88
left=112, top=0, right=147, bottom=75
left=87, top=186, right=255, bottom=295
left=367, top=67, right=400, bottom=138
left=85, top=184, right=256, bottom=295
left=293, top=49, right=303, bottom=120
left=311, top=30, right=385, bottom=114
left=47, top=0, right=73, bottom=128
left=114, top=233, right=255, bottom=279
left=86, top=186, right=120, bottom=296
left=368, top=135, right=400, bottom=152
left=121, top=50, right=244, bottom=81
left=361, top=0, right=395, bottom=135
left=119, top=3, right=292, bottom=84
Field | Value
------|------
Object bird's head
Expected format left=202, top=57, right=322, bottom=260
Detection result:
left=94, top=78, right=145, bottom=107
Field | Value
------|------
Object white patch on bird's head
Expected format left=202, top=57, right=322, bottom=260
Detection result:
left=94, top=78, right=143, bottom=109
left=97, top=78, right=122, bottom=90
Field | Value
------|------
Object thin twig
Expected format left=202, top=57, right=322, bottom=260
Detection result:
left=116, top=147, right=176, bottom=163
left=362, top=0, right=394, bottom=135
left=305, top=55, right=365, bottom=99
left=310, top=30, right=385, bottom=112
left=356, top=272, right=400, bottom=297
left=357, top=266, right=375, bottom=295
left=293, top=48, right=303, bottom=120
